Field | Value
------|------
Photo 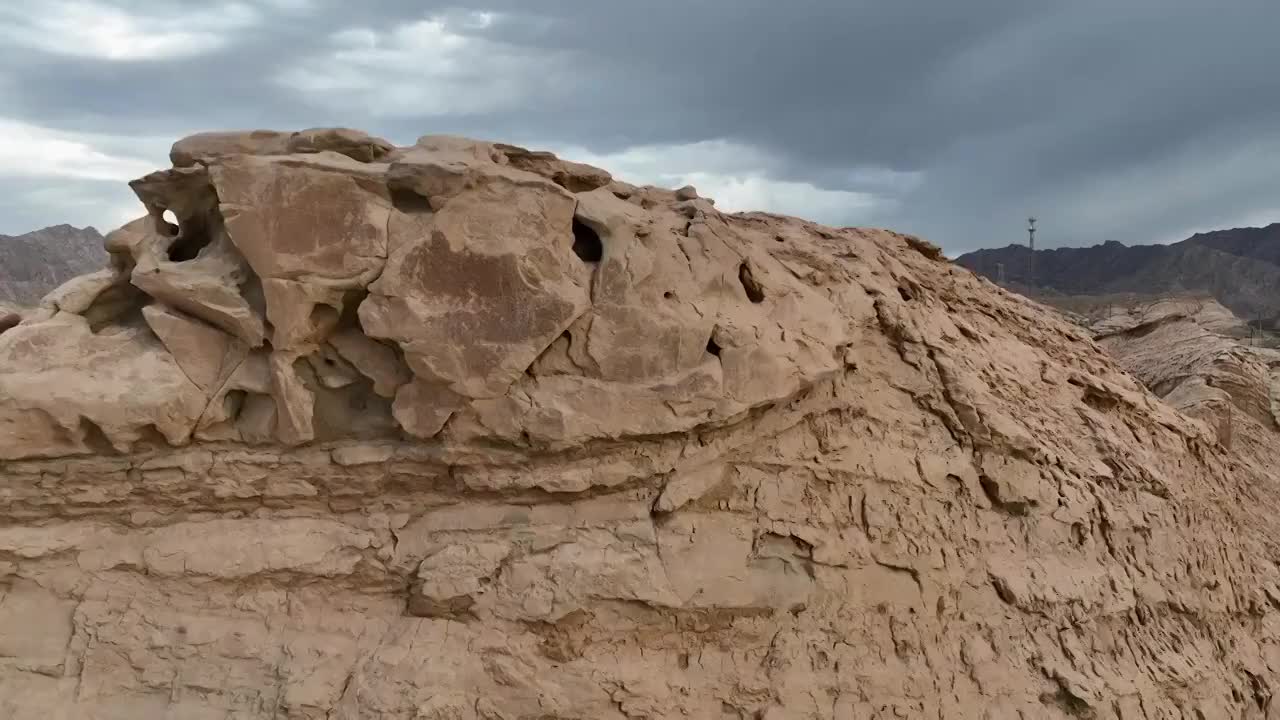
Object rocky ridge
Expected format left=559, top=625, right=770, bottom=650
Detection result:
left=0, top=224, right=108, bottom=305
left=2, top=128, right=1280, bottom=718
left=955, top=229, right=1280, bottom=329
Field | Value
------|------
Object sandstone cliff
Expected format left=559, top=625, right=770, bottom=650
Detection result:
left=2, top=129, right=1280, bottom=719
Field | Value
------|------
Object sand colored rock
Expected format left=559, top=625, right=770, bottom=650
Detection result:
left=0, top=315, right=206, bottom=459
left=1094, top=297, right=1280, bottom=456
left=1, top=129, right=1280, bottom=718
left=141, top=304, right=246, bottom=392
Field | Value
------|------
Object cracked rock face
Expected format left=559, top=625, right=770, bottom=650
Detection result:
left=2, top=129, right=1280, bottom=718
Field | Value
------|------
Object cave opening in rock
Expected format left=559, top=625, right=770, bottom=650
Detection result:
left=223, top=390, right=248, bottom=421
left=572, top=218, right=603, bottom=263
left=738, top=262, right=765, bottom=303
left=166, top=213, right=214, bottom=262
left=390, top=187, right=432, bottom=214
left=77, top=417, right=117, bottom=455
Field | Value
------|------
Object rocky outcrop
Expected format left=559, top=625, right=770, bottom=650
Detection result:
left=1090, top=296, right=1249, bottom=337
left=2, top=129, right=1280, bottom=718
left=1093, top=298, right=1280, bottom=457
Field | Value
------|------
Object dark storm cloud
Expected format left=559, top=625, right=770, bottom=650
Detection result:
left=3, top=0, right=1280, bottom=252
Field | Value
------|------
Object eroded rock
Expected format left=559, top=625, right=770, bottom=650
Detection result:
left=1, top=129, right=1278, bottom=719
left=0, top=315, right=206, bottom=458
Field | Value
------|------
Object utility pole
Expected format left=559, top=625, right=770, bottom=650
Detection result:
left=1027, top=217, right=1037, bottom=286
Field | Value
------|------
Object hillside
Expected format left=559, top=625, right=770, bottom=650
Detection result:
left=0, top=224, right=108, bottom=305
left=955, top=224, right=1280, bottom=328
left=1186, top=222, right=1280, bottom=266
left=2, top=128, right=1280, bottom=718
left=1088, top=297, right=1279, bottom=459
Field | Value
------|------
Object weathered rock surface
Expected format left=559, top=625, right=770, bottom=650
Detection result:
left=1094, top=297, right=1280, bottom=456
left=2, top=130, right=1280, bottom=718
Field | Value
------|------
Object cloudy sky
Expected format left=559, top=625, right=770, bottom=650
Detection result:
left=2, top=0, right=1279, bottom=254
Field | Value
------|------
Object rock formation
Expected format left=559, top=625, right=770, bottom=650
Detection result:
left=2, top=129, right=1280, bottom=718
left=1092, top=297, right=1280, bottom=459
left=1089, top=296, right=1250, bottom=337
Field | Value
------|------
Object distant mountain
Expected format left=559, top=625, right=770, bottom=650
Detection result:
left=1183, top=223, right=1280, bottom=266
left=955, top=223, right=1280, bottom=328
left=0, top=224, right=108, bottom=305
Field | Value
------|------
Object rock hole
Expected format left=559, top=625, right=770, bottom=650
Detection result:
left=166, top=214, right=213, bottom=262
left=348, top=392, right=369, bottom=412
left=991, top=576, right=1017, bottom=605
left=160, top=209, right=179, bottom=236
left=979, top=474, right=1031, bottom=516
left=132, top=424, right=170, bottom=452
left=572, top=218, right=603, bottom=263
left=77, top=417, right=117, bottom=455
left=0, top=313, right=19, bottom=335
left=224, top=390, right=248, bottom=421
left=390, top=186, right=432, bottom=213
left=338, top=289, right=368, bottom=328
left=309, top=304, right=340, bottom=340
left=1040, top=686, right=1094, bottom=718
left=774, top=233, right=786, bottom=242
left=663, top=291, right=674, bottom=300
left=677, top=652, right=690, bottom=670
left=1071, top=522, right=1087, bottom=546
left=738, top=262, right=765, bottom=303
left=1081, top=387, right=1120, bottom=413
left=897, top=285, right=914, bottom=302
left=311, top=377, right=397, bottom=442
left=706, top=336, right=722, bottom=357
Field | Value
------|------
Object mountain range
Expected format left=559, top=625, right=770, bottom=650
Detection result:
left=0, top=224, right=108, bottom=306
left=955, top=223, right=1280, bottom=328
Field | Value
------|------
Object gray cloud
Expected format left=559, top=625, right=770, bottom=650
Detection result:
left=2, top=0, right=1280, bottom=253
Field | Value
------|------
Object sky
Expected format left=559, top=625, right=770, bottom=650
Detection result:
left=2, top=1, right=1280, bottom=254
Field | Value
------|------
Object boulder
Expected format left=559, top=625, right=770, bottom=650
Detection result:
left=0, top=315, right=206, bottom=458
